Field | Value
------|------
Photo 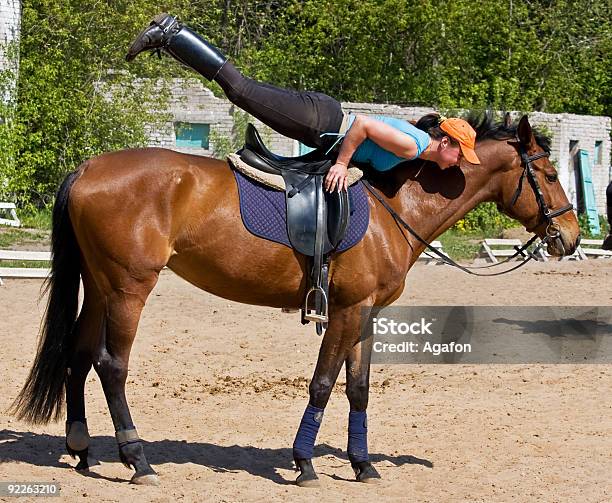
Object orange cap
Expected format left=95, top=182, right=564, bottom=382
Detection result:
left=439, top=118, right=481, bottom=164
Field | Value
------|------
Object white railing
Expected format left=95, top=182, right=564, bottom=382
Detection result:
left=0, top=250, right=51, bottom=285
left=0, top=202, right=21, bottom=227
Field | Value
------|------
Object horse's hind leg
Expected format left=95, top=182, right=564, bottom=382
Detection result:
left=65, top=294, right=103, bottom=471
left=93, top=273, right=159, bottom=485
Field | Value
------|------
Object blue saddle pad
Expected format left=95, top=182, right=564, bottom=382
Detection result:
left=233, top=169, right=369, bottom=253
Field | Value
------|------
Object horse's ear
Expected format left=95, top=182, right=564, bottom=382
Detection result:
left=503, top=112, right=512, bottom=128
left=517, top=115, right=535, bottom=146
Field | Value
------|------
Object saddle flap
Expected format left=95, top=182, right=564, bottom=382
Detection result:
left=283, top=170, right=329, bottom=255
left=326, top=189, right=350, bottom=248
left=282, top=171, right=350, bottom=256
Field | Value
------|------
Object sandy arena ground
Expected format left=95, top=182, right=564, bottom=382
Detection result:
left=1, top=259, right=611, bottom=502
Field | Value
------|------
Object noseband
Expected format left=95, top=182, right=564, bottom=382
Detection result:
left=510, top=145, right=574, bottom=238
left=362, top=141, right=575, bottom=276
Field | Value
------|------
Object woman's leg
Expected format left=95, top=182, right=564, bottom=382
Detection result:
left=127, top=14, right=343, bottom=148
left=216, top=63, right=343, bottom=148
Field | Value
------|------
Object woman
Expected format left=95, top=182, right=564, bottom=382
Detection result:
left=126, top=13, right=481, bottom=192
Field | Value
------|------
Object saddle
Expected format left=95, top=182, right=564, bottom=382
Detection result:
left=237, top=124, right=351, bottom=334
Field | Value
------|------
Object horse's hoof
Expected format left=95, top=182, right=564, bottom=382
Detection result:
left=295, top=473, right=320, bottom=488
left=360, top=474, right=382, bottom=484
left=75, top=459, right=88, bottom=471
left=130, top=473, right=160, bottom=486
left=294, top=458, right=319, bottom=488
left=76, top=456, right=100, bottom=471
left=352, top=461, right=382, bottom=483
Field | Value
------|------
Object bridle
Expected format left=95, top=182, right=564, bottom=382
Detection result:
left=510, top=144, right=574, bottom=239
left=362, top=141, right=574, bottom=277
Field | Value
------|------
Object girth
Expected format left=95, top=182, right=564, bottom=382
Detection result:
left=237, top=124, right=351, bottom=333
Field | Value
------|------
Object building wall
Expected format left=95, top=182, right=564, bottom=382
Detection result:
left=149, top=81, right=295, bottom=157
left=149, top=79, right=612, bottom=214
left=0, top=0, right=21, bottom=87
left=497, top=111, right=611, bottom=215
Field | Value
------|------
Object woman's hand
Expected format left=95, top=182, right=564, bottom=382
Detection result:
left=325, top=162, right=349, bottom=192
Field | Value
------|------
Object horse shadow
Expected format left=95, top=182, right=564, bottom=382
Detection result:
left=0, top=429, right=433, bottom=485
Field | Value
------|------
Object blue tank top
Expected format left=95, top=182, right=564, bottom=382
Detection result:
left=346, top=114, right=431, bottom=171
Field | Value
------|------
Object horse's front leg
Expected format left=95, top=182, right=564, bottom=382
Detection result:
left=292, top=308, right=356, bottom=487
left=345, top=332, right=381, bottom=483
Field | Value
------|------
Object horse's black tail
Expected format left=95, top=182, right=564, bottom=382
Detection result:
left=10, top=170, right=81, bottom=424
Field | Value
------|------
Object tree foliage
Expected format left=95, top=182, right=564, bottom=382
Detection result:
left=0, top=0, right=610, bottom=208
left=0, top=0, right=174, bottom=207
left=219, top=0, right=610, bottom=115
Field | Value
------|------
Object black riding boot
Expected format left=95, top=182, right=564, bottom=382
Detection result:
left=126, top=13, right=227, bottom=81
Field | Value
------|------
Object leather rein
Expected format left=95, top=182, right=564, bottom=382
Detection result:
left=362, top=143, right=574, bottom=277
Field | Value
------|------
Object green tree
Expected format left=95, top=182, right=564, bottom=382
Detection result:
left=0, top=0, right=176, bottom=208
left=2, top=0, right=610, bottom=209
left=215, top=0, right=610, bottom=115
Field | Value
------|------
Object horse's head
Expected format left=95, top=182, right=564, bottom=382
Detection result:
left=493, top=115, right=581, bottom=256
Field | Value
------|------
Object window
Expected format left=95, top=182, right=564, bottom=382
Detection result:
left=569, top=140, right=579, bottom=153
left=298, top=142, right=316, bottom=156
left=594, top=141, right=603, bottom=164
left=174, top=122, right=210, bottom=149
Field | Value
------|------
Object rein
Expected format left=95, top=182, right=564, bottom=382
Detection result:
left=361, top=144, right=574, bottom=277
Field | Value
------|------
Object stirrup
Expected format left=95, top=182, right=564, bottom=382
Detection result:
left=303, top=286, right=328, bottom=323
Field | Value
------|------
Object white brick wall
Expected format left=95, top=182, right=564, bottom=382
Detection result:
left=150, top=79, right=611, bottom=214
left=0, top=0, right=21, bottom=101
left=149, top=80, right=294, bottom=157
left=0, top=0, right=21, bottom=67
left=497, top=111, right=611, bottom=214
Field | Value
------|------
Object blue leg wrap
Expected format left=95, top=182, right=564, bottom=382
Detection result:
left=293, top=404, right=324, bottom=460
left=348, top=410, right=368, bottom=463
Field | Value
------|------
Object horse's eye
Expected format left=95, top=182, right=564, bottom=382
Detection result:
left=546, top=173, right=558, bottom=183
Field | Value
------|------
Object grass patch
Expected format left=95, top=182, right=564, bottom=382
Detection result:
left=437, top=229, right=490, bottom=261
left=0, top=259, right=50, bottom=269
left=0, top=228, right=51, bottom=248
left=18, top=207, right=53, bottom=230
left=578, top=214, right=609, bottom=239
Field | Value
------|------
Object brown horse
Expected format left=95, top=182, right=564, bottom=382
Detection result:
left=12, top=114, right=580, bottom=486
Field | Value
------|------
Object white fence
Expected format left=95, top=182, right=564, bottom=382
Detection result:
left=0, top=202, right=20, bottom=227
left=0, top=250, right=51, bottom=285
left=1, top=237, right=610, bottom=285
left=480, top=238, right=612, bottom=263
left=418, top=240, right=449, bottom=265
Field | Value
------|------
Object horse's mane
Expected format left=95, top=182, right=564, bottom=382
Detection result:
left=364, top=110, right=552, bottom=197
left=465, top=110, right=552, bottom=152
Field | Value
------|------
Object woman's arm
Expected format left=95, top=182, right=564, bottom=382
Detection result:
left=324, top=115, right=367, bottom=192
left=324, top=114, right=420, bottom=192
